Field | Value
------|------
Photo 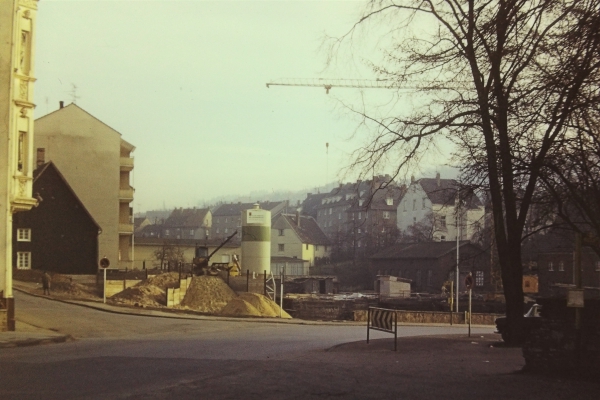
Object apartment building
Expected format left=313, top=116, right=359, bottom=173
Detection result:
left=34, top=103, right=135, bottom=269
left=271, top=213, right=330, bottom=267
left=397, top=173, right=484, bottom=242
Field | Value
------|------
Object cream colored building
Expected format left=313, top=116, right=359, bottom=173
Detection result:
left=397, top=174, right=485, bottom=242
left=34, top=103, right=135, bottom=269
left=1, top=0, right=39, bottom=331
left=271, top=213, right=330, bottom=267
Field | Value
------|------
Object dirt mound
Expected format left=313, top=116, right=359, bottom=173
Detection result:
left=142, top=272, right=181, bottom=290
left=220, top=298, right=262, bottom=317
left=52, top=281, right=97, bottom=298
left=237, top=293, right=277, bottom=317
left=262, top=296, right=292, bottom=319
left=180, top=276, right=237, bottom=314
left=110, top=285, right=165, bottom=307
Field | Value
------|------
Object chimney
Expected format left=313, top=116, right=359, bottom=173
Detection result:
left=436, top=172, right=440, bottom=187
left=410, top=175, right=415, bottom=184
left=296, top=210, right=301, bottom=228
left=59, top=101, right=64, bottom=109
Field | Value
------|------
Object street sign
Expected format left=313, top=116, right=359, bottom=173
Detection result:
left=465, top=274, right=474, bottom=290
left=367, top=307, right=398, bottom=351
left=99, top=257, right=110, bottom=269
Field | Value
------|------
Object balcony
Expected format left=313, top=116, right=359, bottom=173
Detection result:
left=120, top=157, right=134, bottom=172
left=119, top=187, right=134, bottom=202
left=118, top=223, right=134, bottom=234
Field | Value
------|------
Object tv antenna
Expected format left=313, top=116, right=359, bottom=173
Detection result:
left=69, top=83, right=81, bottom=104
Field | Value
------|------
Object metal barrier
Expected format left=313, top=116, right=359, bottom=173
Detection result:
left=367, top=307, right=398, bottom=351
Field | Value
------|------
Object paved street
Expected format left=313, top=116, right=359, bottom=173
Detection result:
left=1, top=291, right=598, bottom=399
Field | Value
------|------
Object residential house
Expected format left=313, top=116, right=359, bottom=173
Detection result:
left=301, top=192, right=327, bottom=219
left=211, top=201, right=288, bottom=241
left=134, top=217, right=151, bottom=234
left=370, top=241, right=491, bottom=293
left=397, top=173, right=484, bottom=242
left=34, top=103, right=135, bottom=268
left=161, top=207, right=211, bottom=240
left=271, top=213, right=331, bottom=271
left=12, top=162, right=100, bottom=274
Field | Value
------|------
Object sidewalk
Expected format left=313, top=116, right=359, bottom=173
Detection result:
left=0, top=320, right=72, bottom=348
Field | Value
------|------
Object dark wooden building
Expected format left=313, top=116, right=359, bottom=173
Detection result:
left=370, top=241, right=492, bottom=293
left=12, top=162, right=100, bottom=274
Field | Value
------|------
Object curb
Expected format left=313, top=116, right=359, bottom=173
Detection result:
left=0, top=334, right=73, bottom=349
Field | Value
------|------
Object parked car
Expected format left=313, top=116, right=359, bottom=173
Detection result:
left=495, top=304, right=542, bottom=342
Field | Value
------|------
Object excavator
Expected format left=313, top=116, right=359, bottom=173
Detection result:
left=192, top=230, right=240, bottom=276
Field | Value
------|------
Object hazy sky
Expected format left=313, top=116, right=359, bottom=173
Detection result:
left=33, top=0, right=455, bottom=212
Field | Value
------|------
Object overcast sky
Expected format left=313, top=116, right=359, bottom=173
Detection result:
left=33, top=0, right=456, bottom=212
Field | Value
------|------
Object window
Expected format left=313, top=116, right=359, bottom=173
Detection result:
left=439, top=215, right=446, bottom=228
left=422, top=198, right=426, bottom=209
left=315, top=245, right=319, bottom=251
left=190, top=230, right=194, bottom=236
left=548, top=261, right=554, bottom=271
left=358, top=212, right=362, bottom=220
left=558, top=261, right=564, bottom=271
left=224, top=228, right=228, bottom=233
left=278, top=244, right=285, bottom=252
left=329, top=208, right=332, bottom=215
left=306, top=244, right=309, bottom=250
left=403, top=200, right=407, bottom=212
left=413, top=217, right=417, bottom=224
left=165, top=229, right=170, bottom=236
left=278, top=229, right=284, bottom=236
left=413, top=199, right=416, bottom=210
left=216, top=228, right=220, bottom=234
left=440, top=236, right=446, bottom=241
left=386, top=198, right=393, bottom=206
left=475, top=271, right=484, bottom=286
left=17, top=252, right=31, bottom=269
left=338, top=213, right=341, bottom=220
left=17, top=228, right=31, bottom=242
left=383, top=211, right=390, bottom=219
left=358, top=228, right=362, bottom=234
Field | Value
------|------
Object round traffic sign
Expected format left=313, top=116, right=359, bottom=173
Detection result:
left=464, top=274, right=474, bottom=290
left=99, top=257, right=110, bottom=269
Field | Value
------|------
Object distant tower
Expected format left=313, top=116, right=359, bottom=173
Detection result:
left=241, top=204, right=271, bottom=275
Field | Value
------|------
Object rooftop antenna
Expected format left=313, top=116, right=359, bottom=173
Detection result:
left=69, top=83, right=81, bottom=104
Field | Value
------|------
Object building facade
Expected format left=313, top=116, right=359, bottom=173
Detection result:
left=397, top=174, right=485, bottom=242
left=1, top=0, right=39, bottom=331
left=271, top=213, right=331, bottom=268
left=13, top=162, right=100, bottom=274
left=211, top=201, right=288, bottom=241
left=34, top=103, right=135, bottom=269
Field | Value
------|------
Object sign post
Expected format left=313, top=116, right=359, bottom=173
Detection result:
left=465, top=273, right=474, bottom=337
left=99, top=257, right=110, bottom=304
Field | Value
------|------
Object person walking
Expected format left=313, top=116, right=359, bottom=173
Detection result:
left=42, top=271, right=51, bottom=295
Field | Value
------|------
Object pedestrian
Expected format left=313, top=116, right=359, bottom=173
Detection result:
left=42, top=271, right=51, bottom=295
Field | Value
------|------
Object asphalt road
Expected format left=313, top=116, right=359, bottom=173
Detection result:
left=2, top=292, right=597, bottom=399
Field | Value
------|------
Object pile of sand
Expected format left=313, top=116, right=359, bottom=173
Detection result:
left=236, top=292, right=292, bottom=318
left=220, top=298, right=262, bottom=317
left=110, top=284, right=165, bottom=307
left=141, top=272, right=181, bottom=290
left=179, top=276, right=237, bottom=313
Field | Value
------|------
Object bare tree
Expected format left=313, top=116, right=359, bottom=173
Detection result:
left=153, top=241, right=186, bottom=270
left=327, top=0, right=600, bottom=343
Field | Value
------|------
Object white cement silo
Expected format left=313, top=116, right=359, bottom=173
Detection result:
left=241, top=204, right=271, bottom=275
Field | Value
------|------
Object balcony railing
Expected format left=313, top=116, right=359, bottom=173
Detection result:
left=120, top=157, right=134, bottom=171
left=118, top=223, right=134, bottom=234
left=119, top=187, right=134, bottom=202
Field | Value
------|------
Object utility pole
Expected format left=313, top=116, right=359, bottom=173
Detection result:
left=455, top=189, right=460, bottom=313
